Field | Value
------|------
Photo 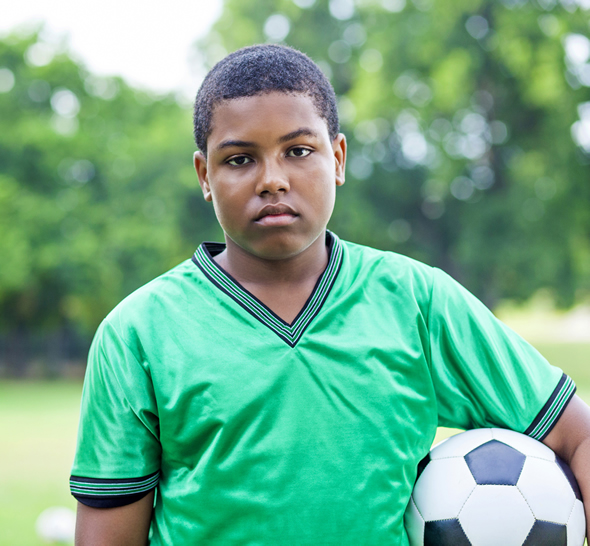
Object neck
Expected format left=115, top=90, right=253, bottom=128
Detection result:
left=213, top=233, right=329, bottom=287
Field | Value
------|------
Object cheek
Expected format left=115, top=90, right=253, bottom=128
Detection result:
left=322, top=188, right=337, bottom=216
left=209, top=185, right=236, bottom=222
left=308, top=184, right=336, bottom=224
left=210, top=177, right=241, bottom=205
left=210, top=178, right=255, bottom=229
left=304, top=160, right=335, bottom=192
left=311, top=164, right=337, bottom=199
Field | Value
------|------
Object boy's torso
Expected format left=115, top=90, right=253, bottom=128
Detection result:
left=113, top=234, right=436, bottom=544
left=74, top=233, right=562, bottom=545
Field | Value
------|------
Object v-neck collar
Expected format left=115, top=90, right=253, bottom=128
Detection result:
left=191, top=231, right=343, bottom=348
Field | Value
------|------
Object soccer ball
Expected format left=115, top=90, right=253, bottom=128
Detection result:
left=35, top=506, right=76, bottom=544
left=405, top=428, right=586, bottom=546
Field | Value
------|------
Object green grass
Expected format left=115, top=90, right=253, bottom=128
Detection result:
left=534, top=342, right=590, bottom=402
left=0, top=381, right=81, bottom=546
left=1, top=343, right=588, bottom=545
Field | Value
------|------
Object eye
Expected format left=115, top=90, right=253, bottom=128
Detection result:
left=227, top=155, right=253, bottom=166
left=287, top=147, right=312, bottom=158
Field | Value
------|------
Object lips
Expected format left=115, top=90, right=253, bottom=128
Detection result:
left=255, top=203, right=298, bottom=221
left=254, top=203, right=299, bottom=227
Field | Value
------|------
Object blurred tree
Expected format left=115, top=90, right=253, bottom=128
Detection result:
left=2, top=0, right=590, bottom=373
left=197, top=0, right=590, bottom=307
left=0, top=31, right=219, bottom=371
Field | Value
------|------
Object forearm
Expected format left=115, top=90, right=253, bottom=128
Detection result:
left=543, top=395, right=590, bottom=539
left=568, top=434, right=590, bottom=538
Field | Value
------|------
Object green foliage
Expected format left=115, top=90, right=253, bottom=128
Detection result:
left=201, top=0, right=590, bottom=307
left=0, top=32, right=220, bottom=336
left=2, top=1, right=590, bottom=358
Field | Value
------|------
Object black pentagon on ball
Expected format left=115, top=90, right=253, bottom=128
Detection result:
left=555, top=455, right=583, bottom=501
left=416, top=454, right=431, bottom=480
left=464, top=440, right=526, bottom=485
left=522, top=520, right=567, bottom=546
left=424, top=519, right=471, bottom=546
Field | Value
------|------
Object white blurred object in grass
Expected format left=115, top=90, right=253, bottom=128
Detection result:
left=36, top=506, right=75, bottom=544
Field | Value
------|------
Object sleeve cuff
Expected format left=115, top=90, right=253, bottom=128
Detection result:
left=523, top=373, right=576, bottom=441
left=70, top=471, right=159, bottom=508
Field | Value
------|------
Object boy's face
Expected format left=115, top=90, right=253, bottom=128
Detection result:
left=194, top=92, right=346, bottom=261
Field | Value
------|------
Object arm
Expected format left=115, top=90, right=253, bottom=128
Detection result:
left=75, top=490, right=154, bottom=546
left=542, top=395, right=590, bottom=539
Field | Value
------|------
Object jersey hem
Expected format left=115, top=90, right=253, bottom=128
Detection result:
left=70, top=471, right=159, bottom=508
left=523, top=373, right=576, bottom=441
left=73, top=489, right=154, bottom=508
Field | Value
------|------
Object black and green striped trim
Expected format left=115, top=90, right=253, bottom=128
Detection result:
left=70, top=471, right=159, bottom=508
left=524, top=373, right=576, bottom=441
left=192, top=231, right=343, bottom=348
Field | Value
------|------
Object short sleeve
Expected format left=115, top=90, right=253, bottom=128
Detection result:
left=70, top=317, right=161, bottom=507
left=427, top=268, right=575, bottom=440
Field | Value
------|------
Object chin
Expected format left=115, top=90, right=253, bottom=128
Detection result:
left=252, top=243, right=305, bottom=261
left=249, top=233, right=316, bottom=261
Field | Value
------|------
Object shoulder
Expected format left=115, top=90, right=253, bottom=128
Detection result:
left=339, top=237, right=435, bottom=289
left=99, top=258, right=201, bottom=340
left=330, top=236, right=438, bottom=317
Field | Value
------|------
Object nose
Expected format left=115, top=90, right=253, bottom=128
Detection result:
left=255, top=159, right=290, bottom=195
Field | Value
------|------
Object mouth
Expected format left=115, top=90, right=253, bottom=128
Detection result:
left=254, top=203, right=298, bottom=226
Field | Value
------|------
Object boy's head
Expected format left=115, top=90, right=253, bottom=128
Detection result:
left=192, top=44, right=346, bottom=263
left=193, top=44, right=340, bottom=155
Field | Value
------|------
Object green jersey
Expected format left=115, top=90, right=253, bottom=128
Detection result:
left=71, top=232, right=574, bottom=545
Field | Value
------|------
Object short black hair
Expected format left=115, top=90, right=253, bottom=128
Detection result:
left=193, top=44, right=340, bottom=154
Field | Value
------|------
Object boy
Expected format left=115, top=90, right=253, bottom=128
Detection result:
left=71, top=44, right=590, bottom=545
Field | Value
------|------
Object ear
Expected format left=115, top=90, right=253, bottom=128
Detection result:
left=332, top=133, right=347, bottom=187
left=194, top=151, right=212, bottom=202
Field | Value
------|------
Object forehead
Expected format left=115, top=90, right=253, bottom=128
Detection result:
left=208, top=92, right=330, bottom=147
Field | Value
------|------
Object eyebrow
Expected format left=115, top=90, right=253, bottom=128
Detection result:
left=277, top=128, right=319, bottom=143
left=215, top=128, right=319, bottom=152
left=215, top=139, right=256, bottom=151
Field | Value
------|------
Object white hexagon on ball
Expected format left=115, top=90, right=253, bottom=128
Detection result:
left=412, top=457, right=476, bottom=521
left=459, top=485, right=534, bottom=545
left=405, top=496, right=425, bottom=546
left=517, top=457, right=575, bottom=524
left=567, top=500, right=586, bottom=546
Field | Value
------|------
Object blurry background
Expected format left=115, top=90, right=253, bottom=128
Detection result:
left=1, top=0, right=589, bottom=543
